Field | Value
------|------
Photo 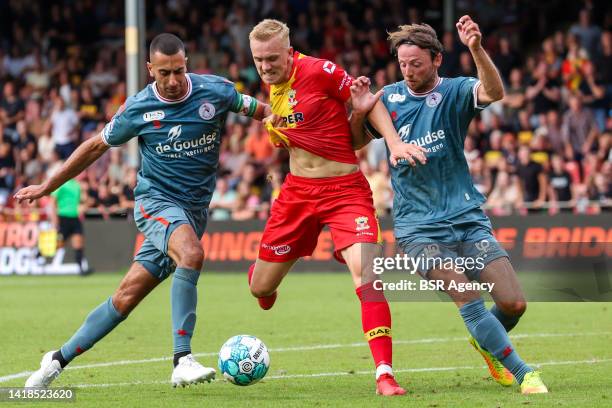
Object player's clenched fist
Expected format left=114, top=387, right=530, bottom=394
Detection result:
left=456, top=15, right=482, bottom=50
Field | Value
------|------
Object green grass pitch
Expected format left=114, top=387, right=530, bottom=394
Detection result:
left=0, top=272, right=610, bottom=407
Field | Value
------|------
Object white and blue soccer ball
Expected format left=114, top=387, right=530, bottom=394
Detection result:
left=218, top=335, right=270, bottom=386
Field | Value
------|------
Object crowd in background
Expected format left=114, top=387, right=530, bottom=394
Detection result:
left=0, top=0, right=610, bottom=222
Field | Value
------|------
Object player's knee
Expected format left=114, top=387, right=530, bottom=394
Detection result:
left=500, top=300, right=527, bottom=317
left=178, top=245, right=204, bottom=270
left=250, top=282, right=274, bottom=298
left=112, top=290, right=136, bottom=316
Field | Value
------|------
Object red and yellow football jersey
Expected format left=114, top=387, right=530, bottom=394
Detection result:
left=266, top=52, right=358, bottom=164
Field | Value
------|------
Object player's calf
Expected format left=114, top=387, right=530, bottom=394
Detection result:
left=248, top=263, right=277, bottom=310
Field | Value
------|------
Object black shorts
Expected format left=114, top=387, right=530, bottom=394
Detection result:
left=58, top=216, right=83, bottom=239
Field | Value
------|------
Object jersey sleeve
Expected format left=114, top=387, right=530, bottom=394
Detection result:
left=454, top=77, right=488, bottom=128
left=213, top=79, right=259, bottom=117
left=314, top=59, right=353, bottom=102
left=101, top=102, right=135, bottom=147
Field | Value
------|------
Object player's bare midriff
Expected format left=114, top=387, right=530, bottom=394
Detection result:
left=288, top=146, right=359, bottom=178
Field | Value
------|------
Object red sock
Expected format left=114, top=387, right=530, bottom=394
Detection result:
left=356, top=281, right=392, bottom=367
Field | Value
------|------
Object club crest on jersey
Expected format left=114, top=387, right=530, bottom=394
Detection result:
left=287, top=89, right=298, bottom=107
left=167, top=124, right=182, bottom=142
left=199, top=102, right=216, bottom=120
left=355, top=216, right=370, bottom=231
left=426, top=92, right=442, bottom=107
left=143, top=110, right=165, bottom=122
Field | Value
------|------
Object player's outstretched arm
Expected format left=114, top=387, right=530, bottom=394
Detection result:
left=14, top=134, right=110, bottom=203
left=456, top=15, right=504, bottom=104
left=366, top=102, right=427, bottom=167
left=349, top=76, right=426, bottom=166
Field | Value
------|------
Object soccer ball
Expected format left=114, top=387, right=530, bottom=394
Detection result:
left=218, top=335, right=270, bottom=386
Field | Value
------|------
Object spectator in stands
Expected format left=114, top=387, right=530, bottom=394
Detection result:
left=220, top=123, right=249, bottom=186
left=561, top=93, right=599, bottom=160
left=14, top=120, right=37, bottom=179
left=0, top=128, right=16, bottom=206
left=577, top=62, right=607, bottom=131
left=86, top=60, right=118, bottom=99
left=210, top=177, right=237, bottom=221
left=541, top=37, right=562, bottom=77
left=569, top=9, right=602, bottom=59
left=493, top=37, right=518, bottom=82
left=77, top=85, right=104, bottom=134
left=439, top=31, right=460, bottom=77
left=47, top=95, right=79, bottom=160
left=594, top=31, right=611, bottom=86
left=526, top=60, right=561, bottom=117
left=516, top=145, right=547, bottom=209
left=231, top=180, right=259, bottom=221
left=245, top=120, right=274, bottom=163
left=119, top=167, right=136, bottom=215
left=501, top=68, right=526, bottom=129
left=486, top=170, right=523, bottom=215
left=537, top=109, right=566, bottom=157
left=96, top=182, right=120, bottom=220
left=0, top=81, right=25, bottom=131
left=547, top=154, right=574, bottom=212
left=561, top=33, right=590, bottom=91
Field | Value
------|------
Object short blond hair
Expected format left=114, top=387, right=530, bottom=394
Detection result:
left=249, top=19, right=290, bottom=47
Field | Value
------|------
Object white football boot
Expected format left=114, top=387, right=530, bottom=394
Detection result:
left=25, top=351, right=63, bottom=388
left=171, top=354, right=215, bottom=387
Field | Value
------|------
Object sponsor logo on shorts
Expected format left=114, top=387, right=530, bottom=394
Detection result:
left=262, top=243, right=291, bottom=256
left=474, top=239, right=491, bottom=258
left=143, top=110, right=165, bottom=122
left=423, top=243, right=441, bottom=258
left=199, top=102, right=216, bottom=120
left=355, top=216, right=371, bottom=231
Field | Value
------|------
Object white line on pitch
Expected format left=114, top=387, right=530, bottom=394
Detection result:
left=0, top=331, right=609, bottom=383
left=71, top=357, right=612, bottom=388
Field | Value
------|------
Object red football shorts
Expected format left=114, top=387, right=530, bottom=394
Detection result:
left=259, top=170, right=382, bottom=263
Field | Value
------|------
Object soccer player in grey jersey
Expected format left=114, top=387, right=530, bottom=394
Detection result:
left=16, top=33, right=272, bottom=388
left=351, top=16, right=548, bottom=394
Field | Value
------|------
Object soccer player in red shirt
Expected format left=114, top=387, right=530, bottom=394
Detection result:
left=247, top=19, right=426, bottom=396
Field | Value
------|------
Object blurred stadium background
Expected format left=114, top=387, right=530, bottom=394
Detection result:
left=0, top=0, right=610, bottom=274
left=0, top=0, right=609, bottom=273
left=0, top=1, right=611, bottom=406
